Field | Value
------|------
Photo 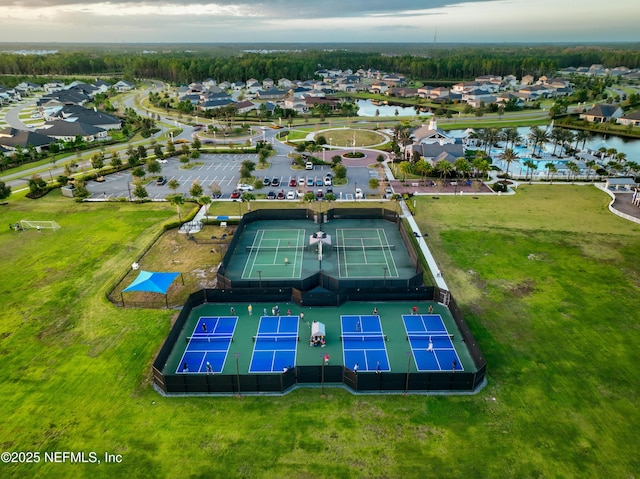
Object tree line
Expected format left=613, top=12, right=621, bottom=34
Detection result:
left=1, top=44, right=640, bottom=85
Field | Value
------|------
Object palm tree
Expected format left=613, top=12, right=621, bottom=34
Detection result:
left=199, top=195, right=212, bottom=221
left=434, top=159, right=453, bottom=180
left=502, top=127, right=521, bottom=149
left=585, top=160, right=597, bottom=181
left=528, top=126, right=549, bottom=157
left=575, top=130, right=591, bottom=151
left=241, top=192, right=255, bottom=211
left=550, top=128, right=564, bottom=156
left=453, top=157, right=472, bottom=182
left=545, top=162, right=557, bottom=183
left=167, top=194, right=185, bottom=223
left=523, top=159, right=537, bottom=183
left=565, top=161, right=580, bottom=183
left=499, top=148, right=518, bottom=178
left=560, top=130, right=575, bottom=157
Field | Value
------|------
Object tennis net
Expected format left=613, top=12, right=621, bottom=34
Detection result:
left=252, top=335, right=299, bottom=342
left=332, top=244, right=395, bottom=251
left=186, top=334, right=234, bottom=343
left=406, top=333, right=454, bottom=342
left=245, top=245, right=309, bottom=253
left=341, top=334, right=388, bottom=342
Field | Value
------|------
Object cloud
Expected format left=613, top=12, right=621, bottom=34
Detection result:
left=0, top=0, right=484, bottom=18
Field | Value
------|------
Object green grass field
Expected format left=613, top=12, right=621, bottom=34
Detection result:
left=0, top=186, right=639, bottom=478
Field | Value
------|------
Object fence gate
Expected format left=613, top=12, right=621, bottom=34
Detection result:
left=438, top=289, right=451, bottom=306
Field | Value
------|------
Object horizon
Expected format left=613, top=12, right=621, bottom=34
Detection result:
left=0, top=0, right=638, bottom=44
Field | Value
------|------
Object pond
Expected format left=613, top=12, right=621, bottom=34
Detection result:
left=356, top=99, right=432, bottom=118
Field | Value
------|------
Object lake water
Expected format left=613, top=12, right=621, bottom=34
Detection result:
left=356, top=99, right=432, bottom=118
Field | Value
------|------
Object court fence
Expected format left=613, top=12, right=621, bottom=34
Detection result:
left=152, top=288, right=487, bottom=395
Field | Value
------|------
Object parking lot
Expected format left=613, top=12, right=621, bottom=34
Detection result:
left=86, top=152, right=379, bottom=201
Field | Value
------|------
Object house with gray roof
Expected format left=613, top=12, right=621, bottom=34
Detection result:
left=49, top=105, right=122, bottom=130
left=617, top=110, right=640, bottom=127
left=37, top=121, right=107, bottom=142
left=0, top=127, right=54, bottom=153
left=580, top=104, right=624, bottom=123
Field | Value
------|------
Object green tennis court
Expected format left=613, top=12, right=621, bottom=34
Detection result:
left=241, top=229, right=307, bottom=279
left=334, top=228, right=399, bottom=279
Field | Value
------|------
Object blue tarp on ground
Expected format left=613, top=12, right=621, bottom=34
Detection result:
left=122, top=270, right=180, bottom=294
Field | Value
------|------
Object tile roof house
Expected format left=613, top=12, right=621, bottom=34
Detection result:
left=580, top=104, right=624, bottom=123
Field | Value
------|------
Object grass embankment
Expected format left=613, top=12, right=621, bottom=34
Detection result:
left=0, top=186, right=639, bottom=478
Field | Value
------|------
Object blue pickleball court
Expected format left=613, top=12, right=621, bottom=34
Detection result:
left=177, top=316, right=237, bottom=374
left=341, top=315, right=390, bottom=372
left=403, top=314, right=463, bottom=372
left=249, top=316, right=299, bottom=373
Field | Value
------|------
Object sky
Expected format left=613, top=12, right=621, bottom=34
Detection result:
left=0, top=0, right=638, bottom=44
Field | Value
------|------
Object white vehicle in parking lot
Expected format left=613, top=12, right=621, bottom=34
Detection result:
left=236, top=183, right=254, bottom=191
left=355, top=188, right=364, bottom=199
left=324, top=177, right=332, bottom=186
left=286, top=190, right=296, bottom=200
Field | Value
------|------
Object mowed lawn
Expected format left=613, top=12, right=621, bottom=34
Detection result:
left=0, top=186, right=638, bottom=478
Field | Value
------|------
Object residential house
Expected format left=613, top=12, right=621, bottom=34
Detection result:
left=580, top=104, right=624, bottom=123
left=48, top=105, right=122, bottom=130
left=0, top=127, right=54, bottom=153
left=37, top=121, right=107, bottom=142
left=113, top=80, right=134, bottom=92
left=616, top=110, right=640, bottom=127
left=256, top=88, right=287, bottom=101
left=386, top=87, right=419, bottom=98
left=277, top=78, right=293, bottom=89
left=262, top=78, right=274, bottom=89
left=521, top=75, right=535, bottom=86
left=235, top=100, right=257, bottom=114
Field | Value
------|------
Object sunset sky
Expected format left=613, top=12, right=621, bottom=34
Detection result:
left=0, top=0, right=638, bottom=44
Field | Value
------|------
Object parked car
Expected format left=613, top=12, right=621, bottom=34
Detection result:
left=305, top=162, right=314, bottom=170
left=286, top=190, right=296, bottom=200
left=355, top=188, right=364, bottom=199
left=156, top=176, right=167, bottom=186
left=266, top=191, right=276, bottom=200
left=324, top=177, right=332, bottom=186
left=289, top=178, right=297, bottom=187
left=277, top=190, right=285, bottom=200
left=271, top=177, right=280, bottom=187
left=263, top=177, right=271, bottom=186
left=298, top=177, right=306, bottom=186
left=230, top=190, right=241, bottom=199
left=316, top=178, right=324, bottom=186
left=237, top=183, right=254, bottom=192
left=384, top=187, right=393, bottom=199
left=316, top=189, right=324, bottom=199
left=307, top=177, right=314, bottom=187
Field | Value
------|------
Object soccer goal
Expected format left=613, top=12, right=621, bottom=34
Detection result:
left=20, top=220, right=61, bottom=231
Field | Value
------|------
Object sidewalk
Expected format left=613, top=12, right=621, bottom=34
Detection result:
left=398, top=200, right=448, bottom=292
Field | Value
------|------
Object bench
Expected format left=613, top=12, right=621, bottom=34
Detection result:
left=411, top=182, right=419, bottom=187
left=220, top=221, right=227, bottom=228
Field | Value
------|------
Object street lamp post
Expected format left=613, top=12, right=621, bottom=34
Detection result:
left=405, top=352, right=412, bottom=394
left=257, top=270, right=262, bottom=288
left=320, top=353, right=326, bottom=395
left=127, top=182, right=132, bottom=201
left=234, top=353, right=241, bottom=396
